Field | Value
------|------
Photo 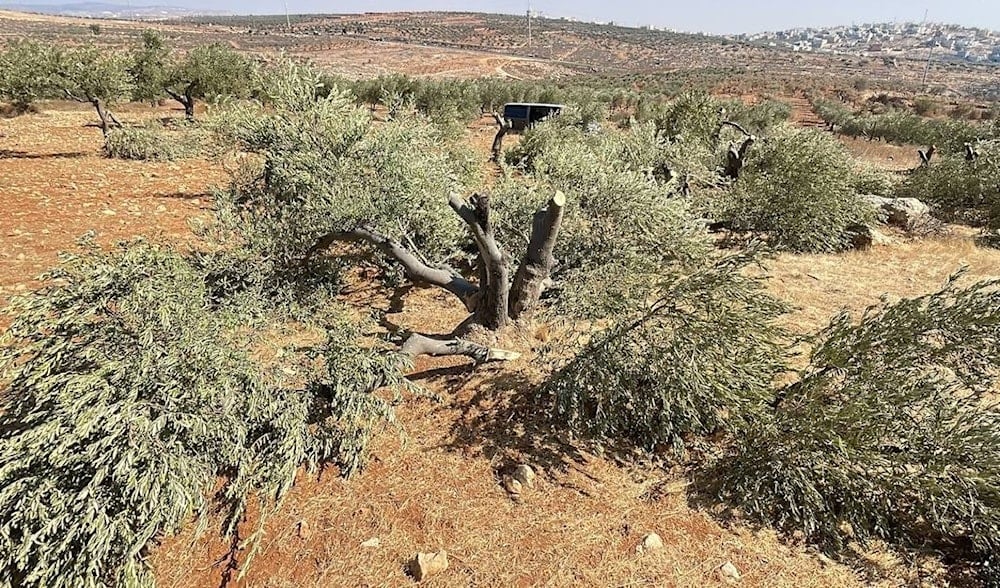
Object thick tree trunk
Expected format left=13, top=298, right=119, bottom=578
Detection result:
left=449, top=192, right=510, bottom=330
left=724, top=136, right=755, bottom=180
left=165, top=86, right=196, bottom=120
left=491, top=113, right=511, bottom=163
left=92, top=98, right=111, bottom=137
left=509, top=191, right=565, bottom=319
left=401, top=333, right=520, bottom=363
left=720, top=121, right=755, bottom=180
left=305, top=191, right=565, bottom=344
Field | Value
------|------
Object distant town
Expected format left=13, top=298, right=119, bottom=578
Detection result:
left=735, top=22, right=1000, bottom=63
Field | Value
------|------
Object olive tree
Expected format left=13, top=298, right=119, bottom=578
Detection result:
left=0, top=40, right=61, bottom=114
left=58, top=46, right=133, bottom=136
left=165, top=44, right=256, bottom=119
left=129, top=30, right=171, bottom=104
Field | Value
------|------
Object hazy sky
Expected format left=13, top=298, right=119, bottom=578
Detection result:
left=148, top=0, right=999, bottom=34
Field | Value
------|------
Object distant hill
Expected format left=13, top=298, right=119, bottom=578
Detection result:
left=0, top=2, right=229, bottom=19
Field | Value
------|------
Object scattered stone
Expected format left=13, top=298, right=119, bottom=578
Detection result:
left=636, top=532, right=664, bottom=553
left=861, top=195, right=931, bottom=229
left=360, top=537, right=380, bottom=548
left=719, top=561, right=741, bottom=582
left=847, top=223, right=893, bottom=250
left=102, top=209, right=117, bottom=216
left=817, top=553, right=834, bottom=567
left=410, top=550, right=448, bottom=581
left=502, top=475, right=523, bottom=498
left=296, top=520, right=310, bottom=539
left=511, top=464, right=536, bottom=489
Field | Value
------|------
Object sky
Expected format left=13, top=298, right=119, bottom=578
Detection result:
left=8, top=0, right=1000, bottom=33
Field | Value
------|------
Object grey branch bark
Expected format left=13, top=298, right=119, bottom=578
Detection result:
left=449, top=192, right=510, bottom=329
left=302, top=226, right=480, bottom=311
left=965, top=142, right=979, bottom=162
left=165, top=83, right=197, bottom=119
left=509, top=190, right=565, bottom=319
left=491, top=112, right=512, bottom=163
left=720, top=119, right=752, bottom=138
left=401, top=333, right=520, bottom=363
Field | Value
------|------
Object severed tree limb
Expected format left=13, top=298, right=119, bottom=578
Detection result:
left=302, top=226, right=481, bottom=311
left=720, top=119, right=752, bottom=138
left=724, top=135, right=756, bottom=180
left=490, top=112, right=512, bottom=163
left=401, top=333, right=520, bottom=363
left=509, top=190, right=566, bottom=319
left=448, top=193, right=510, bottom=329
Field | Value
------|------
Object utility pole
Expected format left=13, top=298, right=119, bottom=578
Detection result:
left=283, top=0, right=291, bottom=31
left=527, top=0, right=532, bottom=48
left=922, top=44, right=935, bottom=87
left=920, top=10, right=932, bottom=87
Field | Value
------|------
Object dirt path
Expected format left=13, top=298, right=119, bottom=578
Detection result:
left=787, top=94, right=826, bottom=129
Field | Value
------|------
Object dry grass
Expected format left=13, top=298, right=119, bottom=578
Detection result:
left=768, top=228, right=1000, bottom=333
left=5, top=100, right=1000, bottom=587
left=838, top=135, right=922, bottom=172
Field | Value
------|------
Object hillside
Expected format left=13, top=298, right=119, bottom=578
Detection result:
left=2, top=9, right=999, bottom=95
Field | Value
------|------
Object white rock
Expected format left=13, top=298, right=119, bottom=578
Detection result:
left=503, top=475, right=523, bottom=497
left=411, top=550, right=448, bottom=581
left=636, top=532, right=664, bottom=553
left=360, top=537, right=380, bottom=548
left=512, top=464, right=536, bottom=488
left=719, top=561, right=741, bottom=582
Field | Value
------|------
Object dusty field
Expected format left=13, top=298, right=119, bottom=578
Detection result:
left=0, top=102, right=223, bottom=306
left=4, top=98, right=1000, bottom=587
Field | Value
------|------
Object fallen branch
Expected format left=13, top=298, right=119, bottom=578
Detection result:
left=401, top=333, right=520, bottom=363
left=303, top=225, right=480, bottom=311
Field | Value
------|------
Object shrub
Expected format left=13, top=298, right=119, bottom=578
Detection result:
left=645, top=91, right=722, bottom=145
left=721, top=125, right=873, bottom=252
left=502, top=113, right=711, bottom=275
left=104, top=125, right=195, bottom=161
left=0, top=240, right=406, bottom=587
left=897, top=141, right=1000, bottom=225
left=543, top=251, right=788, bottom=454
left=912, top=96, right=938, bottom=116
left=211, top=62, right=474, bottom=295
left=723, top=97, right=793, bottom=134
left=714, top=273, right=1000, bottom=582
left=851, top=162, right=897, bottom=197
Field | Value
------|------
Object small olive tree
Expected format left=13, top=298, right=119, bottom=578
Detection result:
left=129, top=29, right=171, bottom=105
left=58, top=46, right=133, bottom=136
left=165, top=44, right=256, bottom=119
left=0, top=40, right=61, bottom=114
